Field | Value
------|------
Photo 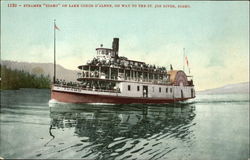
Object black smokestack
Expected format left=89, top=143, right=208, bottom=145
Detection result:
left=112, top=38, right=119, bottom=55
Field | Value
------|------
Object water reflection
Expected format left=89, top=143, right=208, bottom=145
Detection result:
left=49, top=103, right=196, bottom=159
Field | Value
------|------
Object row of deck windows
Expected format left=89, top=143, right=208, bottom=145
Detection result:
left=158, top=87, right=172, bottom=93
left=166, top=88, right=172, bottom=93
left=127, top=85, right=172, bottom=93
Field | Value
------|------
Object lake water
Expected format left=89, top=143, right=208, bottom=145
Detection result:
left=0, top=89, right=249, bottom=159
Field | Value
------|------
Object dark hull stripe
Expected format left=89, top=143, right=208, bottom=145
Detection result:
left=51, top=90, right=194, bottom=104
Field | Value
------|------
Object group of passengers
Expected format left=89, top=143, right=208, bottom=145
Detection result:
left=87, top=57, right=168, bottom=73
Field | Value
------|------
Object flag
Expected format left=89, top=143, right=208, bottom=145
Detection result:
left=54, top=24, right=60, bottom=31
left=185, top=56, right=189, bottom=66
left=185, top=56, right=191, bottom=74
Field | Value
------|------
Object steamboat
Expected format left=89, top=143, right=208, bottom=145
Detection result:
left=51, top=38, right=195, bottom=104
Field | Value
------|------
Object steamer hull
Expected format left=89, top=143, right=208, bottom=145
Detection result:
left=51, top=90, right=192, bottom=104
left=51, top=83, right=195, bottom=104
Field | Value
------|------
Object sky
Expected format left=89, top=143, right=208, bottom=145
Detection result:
left=1, top=1, right=249, bottom=91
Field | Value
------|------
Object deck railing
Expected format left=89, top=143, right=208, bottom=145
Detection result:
left=78, top=73, right=170, bottom=85
left=53, top=84, right=121, bottom=93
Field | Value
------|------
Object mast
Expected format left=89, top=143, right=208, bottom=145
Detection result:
left=183, top=48, right=185, bottom=72
left=53, top=19, right=56, bottom=84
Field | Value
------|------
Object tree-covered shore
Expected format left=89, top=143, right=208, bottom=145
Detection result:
left=0, top=65, right=51, bottom=90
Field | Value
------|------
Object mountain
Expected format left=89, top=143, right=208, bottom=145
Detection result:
left=1, top=60, right=78, bottom=82
left=198, top=82, right=249, bottom=94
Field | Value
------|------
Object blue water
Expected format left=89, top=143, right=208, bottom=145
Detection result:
left=0, top=89, right=249, bottom=159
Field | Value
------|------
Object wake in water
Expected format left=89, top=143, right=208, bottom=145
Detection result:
left=49, top=99, right=117, bottom=107
left=193, top=94, right=249, bottom=104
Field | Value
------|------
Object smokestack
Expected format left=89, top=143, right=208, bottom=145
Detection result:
left=112, top=38, right=119, bottom=56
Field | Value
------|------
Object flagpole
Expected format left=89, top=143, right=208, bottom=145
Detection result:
left=183, top=48, right=185, bottom=72
left=53, top=19, right=56, bottom=84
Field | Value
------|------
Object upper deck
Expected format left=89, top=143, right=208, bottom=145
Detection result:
left=77, top=38, right=193, bottom=87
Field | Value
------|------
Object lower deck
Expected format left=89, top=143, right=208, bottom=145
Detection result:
left=52, top=81, right=195, bottom=104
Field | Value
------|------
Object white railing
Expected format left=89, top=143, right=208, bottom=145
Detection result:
left=53, top=84, right=121, bottom=93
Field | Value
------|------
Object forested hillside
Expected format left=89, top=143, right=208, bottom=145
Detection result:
left=0, top=65, right=51, bottom=90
